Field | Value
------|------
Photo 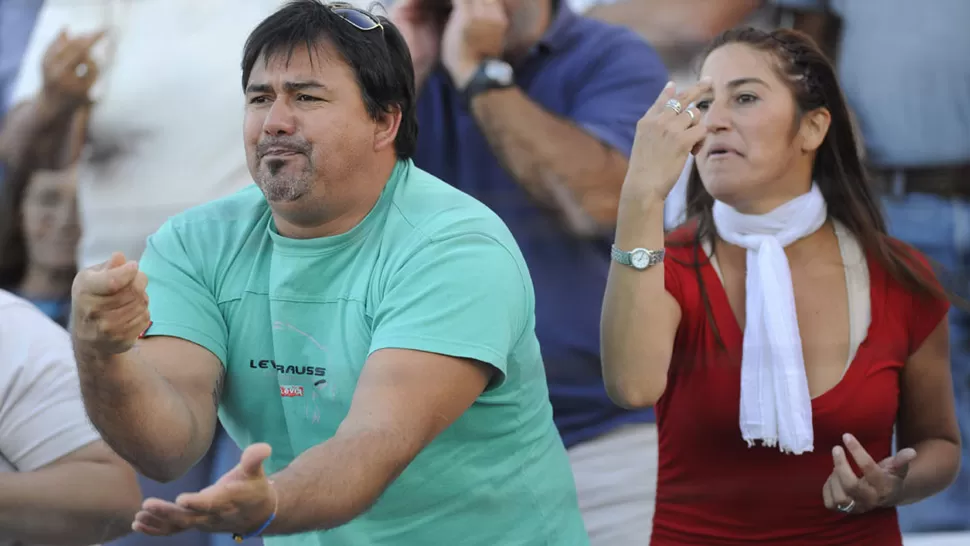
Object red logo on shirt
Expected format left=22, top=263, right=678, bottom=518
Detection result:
left=280, top=385, right=304, bottom=398
left=138, top=321, right=153, bottom=338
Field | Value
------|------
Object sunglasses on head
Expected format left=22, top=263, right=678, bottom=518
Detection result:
left=327, top=2, right=383, bottom=32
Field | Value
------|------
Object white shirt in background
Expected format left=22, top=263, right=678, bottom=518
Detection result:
left=0, top=290, right=102, bottom=546
left=11, top=0, right=285, bottom=268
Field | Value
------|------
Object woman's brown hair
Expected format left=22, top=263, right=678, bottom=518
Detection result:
left=0, top=166, right=31, bottom=290
left=669, top=27, right=947, bottom=345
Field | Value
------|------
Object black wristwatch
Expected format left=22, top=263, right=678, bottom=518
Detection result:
left=460, top=59, right=514, bottom=107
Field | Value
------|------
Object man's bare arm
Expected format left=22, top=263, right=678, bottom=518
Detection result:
left=263, top=348, right=493, bottom=533
left=74, top=335, right=225, bottom=483
left=0, top=93, right=83, bottom=172
left=469, top=87, right=629, bottom=235
left=0, top=441, right=141, bottom=545
left=585, top=0, right=762, bottom=50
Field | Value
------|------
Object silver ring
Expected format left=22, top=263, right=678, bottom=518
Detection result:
left=685, top=108, right=696, bottom=123
left=75, top=63, right=89, bottom=78
left=837, top=500, right=856, bottom=513
left=664, top=98, right=683, bottom=115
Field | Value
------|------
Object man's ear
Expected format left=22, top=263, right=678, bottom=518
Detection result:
left=373, top=104, right=402, bottom=153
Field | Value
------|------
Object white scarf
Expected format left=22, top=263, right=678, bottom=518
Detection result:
left=712, top=184, right=827, bottom=455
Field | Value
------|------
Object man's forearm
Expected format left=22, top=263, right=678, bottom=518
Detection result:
left=0, top=92, right=83, bottom=171
left=586, top=0, right=761, bottom=49
left=74, top=342, right=214, bottom=482
left=265, top=429, right=409, bottom=535
left=470, top=87, right=628, bottom=233
left=0, top=459, right=139, bottom=545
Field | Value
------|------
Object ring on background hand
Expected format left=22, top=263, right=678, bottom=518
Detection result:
left=837, top=500, right=856, bottom=513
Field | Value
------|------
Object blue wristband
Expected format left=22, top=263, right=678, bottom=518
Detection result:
left=233, top=480, right=278, bottom=542
left=232, top=511, right=275, bottom=542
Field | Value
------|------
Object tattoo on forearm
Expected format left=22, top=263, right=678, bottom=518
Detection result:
left=212, top=369, right=226, bottom=409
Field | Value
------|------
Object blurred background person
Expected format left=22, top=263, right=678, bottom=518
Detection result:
left=0, top=288, right=141, bottom=545
left=0, top=124, right=81, bottom=326
left=391, top=0, right=665, bottom=543
left=0, top=25, right=89, bottom=326
left=0, top=1, right=288, bottom=544
left=577, top=0, right=770, bottom=80
left=775, top=0, right=970, bottom=534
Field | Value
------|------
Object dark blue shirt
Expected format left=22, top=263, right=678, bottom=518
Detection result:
left=413, top=4, right=668, bottom=448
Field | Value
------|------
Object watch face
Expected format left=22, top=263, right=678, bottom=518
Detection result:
left=484, top=61, right=514, bottom=86
left=630, top=249, right=650, bottom=269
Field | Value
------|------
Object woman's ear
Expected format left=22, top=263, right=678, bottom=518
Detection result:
left=800, top=107, right=831, bottom=154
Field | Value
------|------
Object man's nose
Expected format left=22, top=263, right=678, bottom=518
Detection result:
left=263, top=98, right=297, bottom=136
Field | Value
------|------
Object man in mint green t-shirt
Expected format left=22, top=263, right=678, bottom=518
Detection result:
left=66, top=2, right=588, bottom=545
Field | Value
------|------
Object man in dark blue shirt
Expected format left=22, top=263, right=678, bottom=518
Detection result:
left=391, top=0, right=667, bottom=543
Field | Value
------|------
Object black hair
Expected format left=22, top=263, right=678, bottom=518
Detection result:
left=241, top=0, right=418, bottom=159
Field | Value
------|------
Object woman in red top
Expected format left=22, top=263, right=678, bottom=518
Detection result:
left=601, top=28, right=961, bottom=545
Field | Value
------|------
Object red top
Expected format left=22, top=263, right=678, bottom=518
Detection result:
left=651, top=225, right=949, bottom=546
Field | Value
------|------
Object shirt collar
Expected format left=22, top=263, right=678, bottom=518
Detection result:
left=534, top=0, right=578, bottom=55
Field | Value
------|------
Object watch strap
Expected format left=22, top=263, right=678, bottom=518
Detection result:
left=461, top=59, right=513, bottom=107
left=611, top=245, right=665, bottom=270
left=611, top=245, right=632, bottom=266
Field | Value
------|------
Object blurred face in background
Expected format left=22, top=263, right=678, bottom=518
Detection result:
left=502, top=0, right=548, bottom=56
left=21, top=170, right=80, bottom=271
left=422, top=0, right=551, bottom=59
left=694, top=43, right=827, bottom=213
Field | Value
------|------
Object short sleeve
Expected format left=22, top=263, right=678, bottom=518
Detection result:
left=906, top=254, right=951, bottom=356
left=140, top=220, right=229, bottom=365
left=568, top=33, right=668, bottom=158
left=663, top=226, right=704, bottom=307
left=0, top=300, right=100, bottom=471
left=664, top=258, right=686, bottom=306
left=369, top=234, right=531, bottom=386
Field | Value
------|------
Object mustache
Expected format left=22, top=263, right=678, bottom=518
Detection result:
left=257, top=138, right=311, bottom=158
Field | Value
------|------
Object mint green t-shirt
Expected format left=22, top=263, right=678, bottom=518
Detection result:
left=139, top=160, right=589, bottom=546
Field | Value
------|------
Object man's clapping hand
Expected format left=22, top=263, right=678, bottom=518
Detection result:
left=71, top=252, right=151, bottom=355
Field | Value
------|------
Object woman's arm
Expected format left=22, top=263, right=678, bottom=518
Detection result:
left=600, top=81, right=710, bottom=409
left=0, top=93, right=81, bottom=172
left=893, top=318, right=962, bottom=505
left=600, top=193, right=682, bottom=408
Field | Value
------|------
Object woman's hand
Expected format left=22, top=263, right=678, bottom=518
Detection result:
left=822, top=433, right=916, bottom=515
left=623, top=78, right=710, bottom=202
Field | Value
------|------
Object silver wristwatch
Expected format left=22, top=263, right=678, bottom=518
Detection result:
left=611, top=245, right=665, bottom=271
